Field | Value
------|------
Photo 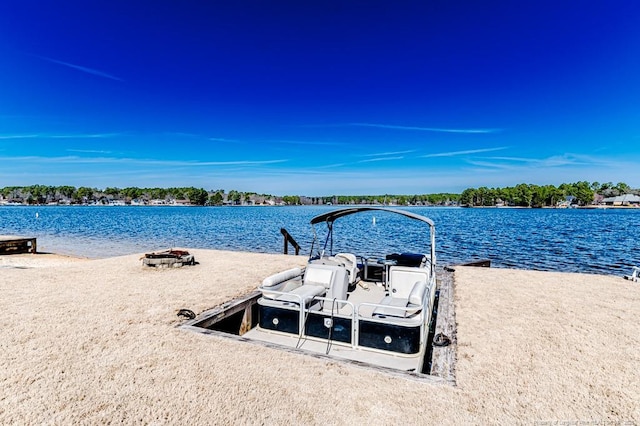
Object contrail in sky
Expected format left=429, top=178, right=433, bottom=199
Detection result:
left=350, top=123, right=501, bottom=134
left=357, top=156, right=404, bottom=163
left=422, top=147, right=508, bottom=157
left=35, top=55, right=123, bottom=82
left=361, top=149, right=416, bottom=157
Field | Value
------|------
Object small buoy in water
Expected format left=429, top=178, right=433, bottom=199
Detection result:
left=35, top=212, right=39, bottom=219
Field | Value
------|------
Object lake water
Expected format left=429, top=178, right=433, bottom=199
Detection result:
left=1, top=205, right=638, bottom=276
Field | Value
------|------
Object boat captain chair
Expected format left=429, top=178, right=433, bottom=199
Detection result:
left=372, top=266, right=431, bottom=319
left=304, top=263, right=349, bottom=310
left=334, top=252, right=359, bottom=285
left=388, top=266, right=430, bottom=299
left=309, top=252, right=359, bottom=286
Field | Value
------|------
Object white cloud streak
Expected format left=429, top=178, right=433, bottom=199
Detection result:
left=0, top=155, right=287, bottom=167
left=360, top=149, right=417, bottom=157
left=266, top=139, right=344, bottom=146
left=357, top=156, right=404, bottom=163
left=0, top=133, right=119, bottom=140
left=350, top=123, right=501, bottom=134
left=314, top=163, right=347, bottom=169
left=422, top=147, right=509, bottom=158
left=35, top=55, right=123, bottom=82
left=209, top=137, right=240, bottom=143
left=50, top=133, right=120, bottom=139
left=483, top=156, right=539, bottom=163
left=0, top=134, right=40, bottom=140
left=66, top=149, right=113, bottom=154
left=468, top=153, right=597, bottom=169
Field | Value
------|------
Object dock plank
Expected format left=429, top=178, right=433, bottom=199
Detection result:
left=430, top=268, right=456, bottom=383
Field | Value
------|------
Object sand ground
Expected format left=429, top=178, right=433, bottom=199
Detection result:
left=0, top=250, right=638, bottom=424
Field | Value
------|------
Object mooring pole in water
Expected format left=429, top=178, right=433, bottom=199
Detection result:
left=280, top=228, right=301, bottom=255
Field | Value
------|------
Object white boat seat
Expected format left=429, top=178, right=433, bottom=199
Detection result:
left=309, top=253, right=359, bottom=285
left=259, top=284, right=326, bottom=310
left=303, top=263, right=349, bottom=310
left=260, top=267, right=303, bottom=300
left=262, top=267, right=302, bottom=287
left=304, top=265, right=335, bottom=288
left=373, top=281, right=427, bottom=318
left=408, top=280, right=427, bottom=305
left=334, top=252, right=359, bottom=285
left=259, top=264, right=349, bottom=310
left=388, top=266, right=429, bottom=299
left=276, top=284, right=326, bottom=304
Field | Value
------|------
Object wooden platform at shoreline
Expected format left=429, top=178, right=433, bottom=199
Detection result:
left=430, top=259, right=490, bottom=383
left=0, top=236, right=37, bottom=255
left=430, top=267, right=456, bottom=382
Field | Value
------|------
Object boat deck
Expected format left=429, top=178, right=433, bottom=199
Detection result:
left=326, top=279, right=387, bottom=315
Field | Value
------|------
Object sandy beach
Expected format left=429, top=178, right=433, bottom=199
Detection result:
left=1, top=250, right=638, bottom=424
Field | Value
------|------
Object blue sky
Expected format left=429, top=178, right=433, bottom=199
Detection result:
left=1, top=1, right=639, bottom=196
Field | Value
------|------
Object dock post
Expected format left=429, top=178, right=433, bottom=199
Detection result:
left=280, top=228, right=301, bottom=255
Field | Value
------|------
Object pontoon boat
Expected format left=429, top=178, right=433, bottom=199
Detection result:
left=244, top=207, right=438, bottom=373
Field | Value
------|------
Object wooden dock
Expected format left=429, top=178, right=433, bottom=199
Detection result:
left=0, top=236, right=37, bottom=255
left=430, top=260, right=491, bottom=383
left=429, top=267, right=457, bottom=383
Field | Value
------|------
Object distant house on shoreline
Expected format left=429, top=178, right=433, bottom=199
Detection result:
left=601, top=194, right=640, bottom=206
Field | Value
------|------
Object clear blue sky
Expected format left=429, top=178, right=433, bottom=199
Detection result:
left=1, top=1, right=639, bottom=195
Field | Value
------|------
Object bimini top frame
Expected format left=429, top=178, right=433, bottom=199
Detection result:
left=309, top=207, right=436, bottom=275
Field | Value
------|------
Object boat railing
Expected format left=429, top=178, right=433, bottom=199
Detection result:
left=259, top=285, right=432, bottom=352
left=308, top=296, right=431, bottom=351
left=302, top=295, right=357, bottom=348
left=258, top=288, right=355, bottom=343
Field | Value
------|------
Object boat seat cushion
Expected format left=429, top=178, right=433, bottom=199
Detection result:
left=372, top=296, right=422, bottom=318
left=408, top=281, right=427, bottom=305
left=373, top=296, right=408, bottom=317
left=386, top=253, right=426, bottom=267
left=304, top=265, right=336, bottom=288
left=389, top=266, right=430, bottom=299
left=262, top=267, right=302, bottom=287
left=277, top=284, right=325, bottom=304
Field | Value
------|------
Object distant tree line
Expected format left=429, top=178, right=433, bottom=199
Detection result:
left=1, top=182, right=636, bottom=207
left=0, top=185, right=212, bottom=205
left=0, top=185, right=460, bottom=207
left=0, top=185, right=301, bottom=206
left=459, top=181, right=636, bottom=207
left=294, top=193, right=459, bottom=206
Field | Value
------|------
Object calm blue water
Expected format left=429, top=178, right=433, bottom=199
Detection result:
left=1, top=205, right=638, bottom=276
